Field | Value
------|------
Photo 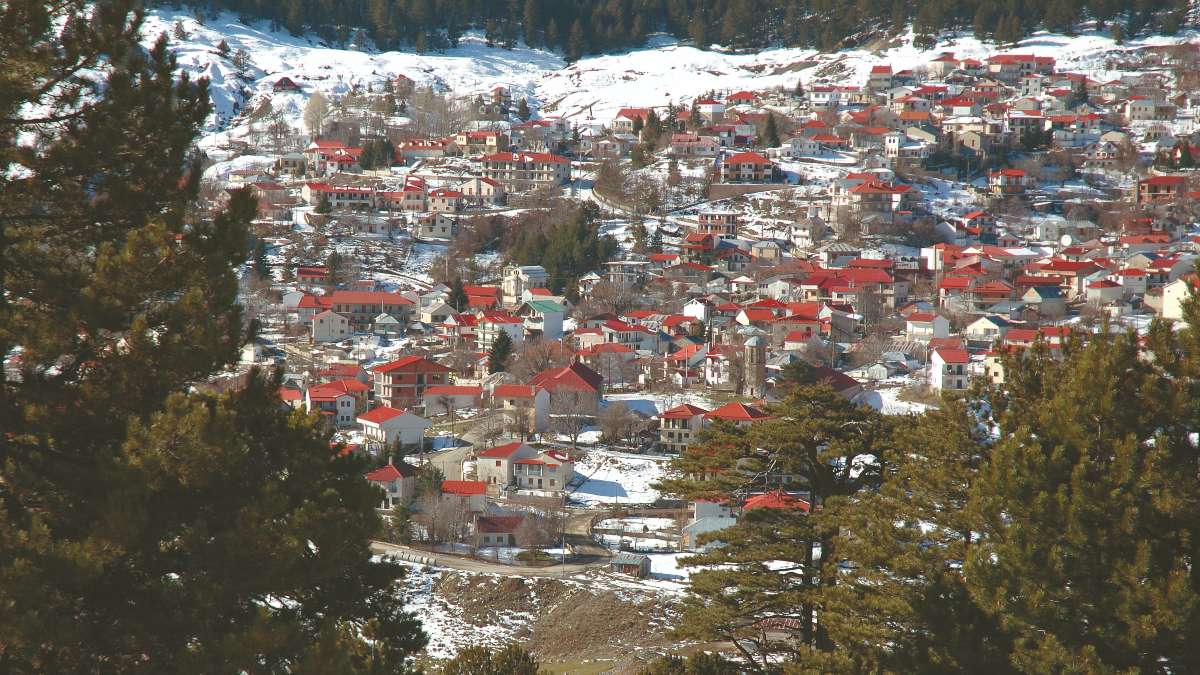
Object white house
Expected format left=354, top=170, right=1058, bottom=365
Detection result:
left=422, top=385, right=484, bottom=416
left=365, top=461, right=417, bottom=508
left=964, top=315, right=1009, bottom=344
left=904, top=312, right=950, bottom=341
left=311, top=310, right=351, bottom=343
left=1161, top=276, right=1196, bottom=321
left=357, top=407, right=433, bottom=448
left=518, top=300, right=566, bottom=341
left=930, top=347, right=970, bottom=392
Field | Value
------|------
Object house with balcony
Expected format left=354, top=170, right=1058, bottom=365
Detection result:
left=658, top=404, right=709, bottom=454
left=989, top=169, right=1034, bottom=197
left=930, top=347, right=970, bottom=392
left=478, top=151, right=570, bottom=192
left=370, top=355, right=452, bottom=409
left=365, top=460, right=417, bottom=509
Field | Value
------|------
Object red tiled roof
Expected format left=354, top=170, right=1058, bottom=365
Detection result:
left=725, top=151, right=772, bottom=165
left=492, top=384, right=536, bottom=398
left=365, top=462, right=416, bottom=481
left=476, top=515, right=524, bottom=533
left=479, top=442, right=525, bottom=459
left=934, top=348, right=970, bottom=364
left=744, top=491, right=810, bottom=511
left=372, top=355, right=452, bottom=374
left=358, top=406, right=407, bottom=424
left=529, top=361, right=603, bottom=394
left=660, top=403, right=709, bottom=419
left=479, top=151, right=569, bottom=164
left=705, top=402, right=772, bottom=422
left=442, top=480, right=487, bottom=495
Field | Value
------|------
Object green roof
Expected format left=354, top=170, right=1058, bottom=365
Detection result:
left=523, top=300, right=565, bottom=313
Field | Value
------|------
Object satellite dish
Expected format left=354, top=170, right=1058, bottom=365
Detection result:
left=1060, top=234, right=1074, bottom=248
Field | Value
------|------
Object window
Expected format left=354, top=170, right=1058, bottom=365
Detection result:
left=495, top=460, right=501, bottom=467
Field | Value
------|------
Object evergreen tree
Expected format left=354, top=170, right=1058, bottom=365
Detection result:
left=631, top=14, right=647, bottom=45
left=688, top=12, right=708, bottom=47
left=0, top=2, right=423, bottom=669
left=1068, top=78, right=1089, bottom=107
left=216, top=38, right=230, bottom=55
left=1179, top=142, right=1195, bottom=168
left=316, top=194, right=333, bottom=214
left=644, top=109, right=663, bottom=143
left=966, top=327, right=1200, bottom=673
left=252, top=238, right=270, bottom=279
left=566, top=19, right=586, bottom=62
left=638, top=651, right=740, bottom=674
left=793, top=77, right=804, bottom=99
left=488, top=330, right=513, bottom=373
left=326, top=249, right=346, bottom=286
left=414, top=465, right=445, bottom=497
left=448, top=276, right=468, bottom=310
left=522, top=0, right=541, bottom=46
left=831, top=400, right=1018, bottom=673
left=517, top=97, right=531, bottom=121
left=442, top=643, right=543, bottom=675
left=173, top=19, right=189, bottom=41
left=660, top=385, right=887, bottom=668
left=762, top=113, right=780, bottom=147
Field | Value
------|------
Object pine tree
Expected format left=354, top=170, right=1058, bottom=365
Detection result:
left=442, top=643, right=542, bottom=675
left=252, top=238, right=270, bottom=279
left=793, top=78, right=804, bottom=98
left=631, top=14, right=647, bottom=45
left=316, top=194, right=333, bottom=214
left=567, top=19, right=586, bottom=62
left=448, top=276, right=468, bottom=310
left=173, top=19, right=189, bottom=41
left=217, top=39, right=230, bottom=55
left=0, top=2, right=423, bottom=669
left=1179, top=142, right=1195, bottom=168
left=660, top=384, right=887, bottom=668
left=831, top=400, right=1018, bottom=673
left=522, top=0, right=541, bottom=46
left=1068, top=78, right=1089, bottom=107
left=688, top=12, right=708, bottom=47
left=488, top=331, right=513, bottom=373
left=517, top=97, right=531, bottom=121
left=762, top=112, right=780, bottom=147
left=966, top=325, right=1200, bottom=672
left=639, top=651, right=740, bottom=674
left=326, top=249, right=346, bottom=286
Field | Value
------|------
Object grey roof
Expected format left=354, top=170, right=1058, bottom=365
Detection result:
left=611, top=552, right=650, bottom=565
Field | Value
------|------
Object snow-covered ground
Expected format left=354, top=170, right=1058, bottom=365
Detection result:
left=146, top=8, right=1200, bottom=143
left=568, top=449, right=671, bottom=506
left=395, top=563, right=535, bottom=660
left=596, top=517, right=678, bottom=531
left=603, top=391, right=723, bottom=418
left=856, top=378, right=932, bottom=416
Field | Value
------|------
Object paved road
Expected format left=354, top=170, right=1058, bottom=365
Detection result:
left=371, top=538, right=610, bottom=578
left=422, top=411, right=516, bottom=480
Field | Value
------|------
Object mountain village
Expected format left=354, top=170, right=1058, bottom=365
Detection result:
left=170, top=14, right=1200, bottom=658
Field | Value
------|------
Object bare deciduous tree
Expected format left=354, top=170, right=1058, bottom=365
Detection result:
left=508, top=339, right=572, bottom=381
left=514, top=509, right=564, bottom=549
left=550, top=390, right=593, bottom=447
left=413, top=493, right=469, bottom=546
left=303, top=91, right=330, bottom=136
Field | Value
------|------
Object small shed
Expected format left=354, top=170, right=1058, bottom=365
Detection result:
left=610, top=552, right=652, bottom=578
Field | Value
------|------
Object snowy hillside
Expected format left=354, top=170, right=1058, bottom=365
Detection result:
left=146, top=8, right=1198, bottom=144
